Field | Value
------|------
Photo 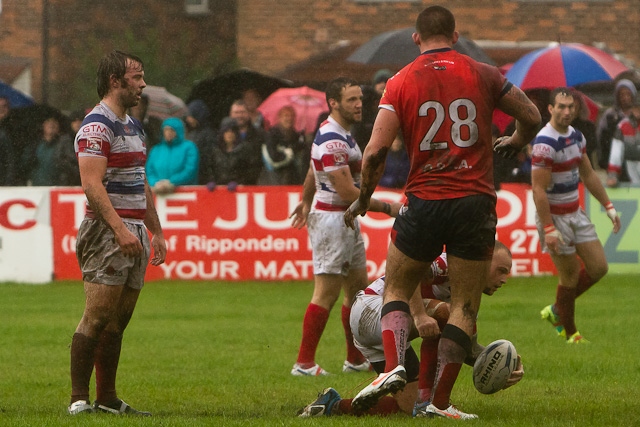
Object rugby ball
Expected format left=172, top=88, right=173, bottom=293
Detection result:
left=472, top=339, right=518, bottom=394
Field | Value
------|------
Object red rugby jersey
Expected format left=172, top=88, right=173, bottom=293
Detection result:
left=380, top=48, right=509, bottom=200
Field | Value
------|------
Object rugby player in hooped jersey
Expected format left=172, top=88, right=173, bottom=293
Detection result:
left=289, top=77, right=401, bottom=377
left=297, top=242, right=524, bottom=418
left=68, top=50, right=166, bottom=416
left=532, top=87, right=621, bottom=344
left=344, top=5, right=540, bottom=420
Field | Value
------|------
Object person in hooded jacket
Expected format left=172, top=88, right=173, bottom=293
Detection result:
left=146, top=117, right=199, bottom=194
left=201, top=117, right=252, bottom=190
left=596, top=79, right=637, bottom=174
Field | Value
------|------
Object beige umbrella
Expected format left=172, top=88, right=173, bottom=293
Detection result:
left=144, top=85, right=188, bottom=120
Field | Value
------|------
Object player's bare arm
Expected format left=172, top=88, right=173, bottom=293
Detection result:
left=531, top=167, right=563, bottom=253
left=577, top=153, right=621, bottom=233
left=143, top=181, right=167, bottom=266
left=409, top=285, right=440, bottom=341
left=290, top=166, right=315, bottom=229
left=329, top=163, right=398, bottom=230
left=345, top=109, right=400, bottom=229
left=494, top=85, right=541, bottom=158
left=78, top=156, right=143, bottom=257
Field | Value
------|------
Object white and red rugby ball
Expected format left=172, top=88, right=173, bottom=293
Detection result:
left=472, top=339, right=518, bottom=394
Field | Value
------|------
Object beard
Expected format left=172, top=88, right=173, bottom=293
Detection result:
left=337, top=104, right=362, bottom=126
left=119, top=78, right=140, bottom=109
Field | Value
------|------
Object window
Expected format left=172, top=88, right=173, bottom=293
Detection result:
left=185, top=0, right=209, bottom=15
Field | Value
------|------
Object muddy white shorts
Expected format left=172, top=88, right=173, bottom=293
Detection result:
left=307, top=211, right=367, bottom=276
left=535, top=209, right=598, bottom=255
left=350, top=291, right=385, bottom=363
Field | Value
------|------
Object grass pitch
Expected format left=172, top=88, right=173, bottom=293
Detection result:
left=1, top=274, right=639, bottom=426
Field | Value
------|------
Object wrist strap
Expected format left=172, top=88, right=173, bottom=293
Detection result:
left=605, top=202, right=614, bottom=210
left=543, top=224, right=556, bottom=234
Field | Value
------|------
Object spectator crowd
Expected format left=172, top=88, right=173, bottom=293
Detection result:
left=1, top=71, right=639, bottom=191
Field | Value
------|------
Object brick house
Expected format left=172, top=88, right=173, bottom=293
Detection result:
left=1, top=0, right=639, bottom=110
left=238, top=0, right=640, bottom=86
left=0, top=0, right=237, bottom=110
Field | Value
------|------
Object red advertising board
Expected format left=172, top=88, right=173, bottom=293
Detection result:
left=50, top=184, right=564, bottom=282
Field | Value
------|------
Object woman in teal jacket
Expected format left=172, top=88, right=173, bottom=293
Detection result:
left=146, top=117, right=199, bottom=193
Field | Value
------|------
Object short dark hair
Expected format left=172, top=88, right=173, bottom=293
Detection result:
left=494, top=240, right=512, bottom=258
left=548, top=87, right=574, bottom=107
left=325, top=77, right=359, bottom=107
left=96, top=50, right=144, bottom=99
left=416, top=5, right=456, bottom=40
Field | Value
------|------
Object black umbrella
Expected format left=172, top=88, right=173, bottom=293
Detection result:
left=0, top=103, right=69, bottom=185
left=187, top=68, right=293, bottom=129
left=347, top=28, right=495, bottom=67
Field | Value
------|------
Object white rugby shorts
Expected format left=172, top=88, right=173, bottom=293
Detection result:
left=307, top=211, right=366, bottom=275
left=536, top=209, right=598, bottom=255
left=350, top=291, right=385, bottom=363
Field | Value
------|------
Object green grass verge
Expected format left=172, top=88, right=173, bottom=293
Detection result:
left=1, top=274, right=639, bottom=426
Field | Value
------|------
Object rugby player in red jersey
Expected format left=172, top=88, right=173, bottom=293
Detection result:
left=344, top=5, right=540, bottom=420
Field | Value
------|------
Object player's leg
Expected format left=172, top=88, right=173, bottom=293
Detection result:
left=381, top=243, right=430, bottom=370
left=426, top=194, right=495, bottom=418
left=90, top=222, right=151, bottom=415
left=549, top=252, right=581, bottom=339
left=417, top=299, right=449, bottom=403
left=574, top=234, right=609, bottom=298
left=293, top=273, right=341, bottom=374
left=341, top=267, right=369, bottom=369
left=293, top=212, right=345, bottom=374
left=94, top=286, right=141, bottom=407
left=429, top=255, right=488, bottom=410
left=70, top=282, right=123, bottom=410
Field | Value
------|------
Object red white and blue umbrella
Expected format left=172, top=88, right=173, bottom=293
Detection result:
left=505, top=43, right=629, bottom=90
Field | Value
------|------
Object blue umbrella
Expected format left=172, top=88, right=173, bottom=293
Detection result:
left=0, top=81, right=34, bottom=108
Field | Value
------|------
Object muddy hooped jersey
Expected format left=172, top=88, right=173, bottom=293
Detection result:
left=531, top=122, right=586, bottom=215
left=75, top=102, right=148, bottom=220
left=310, top=115, right=362, bottom=212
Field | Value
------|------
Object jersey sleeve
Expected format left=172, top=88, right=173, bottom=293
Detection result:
left=531, top=137, right=556, bottom=169
left=317, top=140, right=351, bottom=172
left=75, top=115, right=114, bottom=158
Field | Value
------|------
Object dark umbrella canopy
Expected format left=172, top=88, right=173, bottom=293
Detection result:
left=187, top=68, right=293, bottom=129
left=347, top=27, right=495, bottom=67
left=0, top=104, right=69, bottom=185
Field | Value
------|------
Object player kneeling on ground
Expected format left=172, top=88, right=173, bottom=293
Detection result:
left=298, top=241, right=524, bottom=418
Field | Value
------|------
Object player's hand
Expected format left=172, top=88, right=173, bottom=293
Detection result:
left=543, top=224, right=564, bottom=254
left=290, top=202, right=310, bottom=229
left=413, top=313, right=440, bottom=340
left=344, top=199, right=370, bottom=230
left=493, top=135, right=523, bottom=159
left=389, top=201, right=403, bottom=218
left=150, top=234, right=167, bottom=266
left=115, top=227, right=144, bottom=258
left=605, top=202, right=621, bottom=234
left=503, top=355, right=524, bottom=389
